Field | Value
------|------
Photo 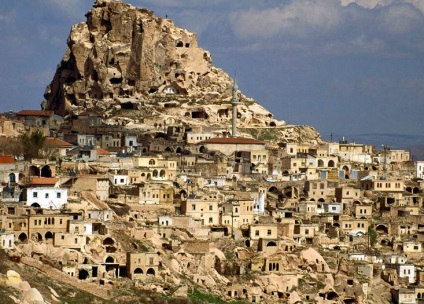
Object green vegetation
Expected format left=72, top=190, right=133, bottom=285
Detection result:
left=188, top=288, right=245, bottom=304
left=368, top=226, right=378, bottom=248
left=243, top=128, right=281, bottom=142
left=1, top=130, right=46, bottom=160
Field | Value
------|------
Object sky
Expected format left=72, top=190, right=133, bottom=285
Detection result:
left=0, top=0, right=423, bottom=141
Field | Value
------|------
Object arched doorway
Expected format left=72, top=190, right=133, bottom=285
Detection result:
left=78, top=269, right=89, bottom=280
left=103, top=237, right=115, bottom=246
left=328, top=160, right=335, bottom=167
left=41, top=165, right=52, bottom=177
left=146, top=268, right=155, bottom=276
left=318, top=159, right=324, bottom=167
left=134, top=268, right=143, bottom=274
left=105, top=256, right=115, bottom=263
left=28, top=166, right=40, bottom=177
left=18, top=233, right=28, bottom=242
left=45, top=231, right=53, bottom=240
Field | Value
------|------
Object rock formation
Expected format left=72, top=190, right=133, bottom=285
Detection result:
left=41, top=0, right=322, bottom=143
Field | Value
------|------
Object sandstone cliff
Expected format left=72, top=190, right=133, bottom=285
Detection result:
left=43, top=0, right=320, bottom=143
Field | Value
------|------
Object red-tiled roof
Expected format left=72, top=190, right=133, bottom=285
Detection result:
left=0, top=155, right=14, bottom=164
left=97, top=148, right=110, bottom=155
left=201, top=137, right=265, bottom=145
left=30, top=177, right=59, bottom=185
left=16, top=110, right=53, bottom=117
left=44, top=137, right=73, bottom=148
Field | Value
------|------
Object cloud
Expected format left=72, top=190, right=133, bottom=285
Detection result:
left=229, top=0, right=342, bottom=40
left=341, top=0, right=424, bottom=14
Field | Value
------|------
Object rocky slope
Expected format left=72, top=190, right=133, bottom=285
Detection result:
left=43, top=0, right=320, bottom=143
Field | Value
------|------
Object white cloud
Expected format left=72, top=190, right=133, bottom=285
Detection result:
left=340, top=0, right=424, bottom=13
left=376, top=4, right=423, bottom=35
left=229, top=0, right=342, bottom=40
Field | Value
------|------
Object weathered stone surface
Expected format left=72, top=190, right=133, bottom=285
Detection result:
left=6, top=270, right=22, bottom=287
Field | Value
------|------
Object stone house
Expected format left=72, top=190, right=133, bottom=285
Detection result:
left=63, top=175, right=110, bottom=201
left=339, top=217, right=369, bottom=236
left=249, top=224, right=278, bottom=240
left=138, top=183, right=173, bottom=205
left=43, top=137, right=73, bottom=158
left=221, top=199, right=254, bottom=230
left=0, top=231, right=14, bottom=249
left=402, top=240, right=422, bottom=253
left=53, top=232, right=87, bottom=249
left=16, top=110, right=64, bottom=136
left=112, top=174, right=129, bottom=186
left=304, top=180, right=335, bottom=202
left=180, top=198, right=219, bottom=226
left=360, top=179, right=404, bottom=193
left=335, top=186, right=362, bottom=204
left=186, top=131, right=214, bottom=144
left=388, top=149, right=410, bottom=163
left=22, top=187, right=68, bottom=209
left=353, top=204, right=373, bottom=219
left=391, top=288, right=415, bottom=304
left=126, top=252, right=159, bottom=279
left=0, top=115, right=25, bottom=136
left=338, top=142, right=373, bottom=163
left=199, top=137, right=266, bottom=156
left=416, top=161, right=424, bottom=179
left=131, top=155, right=177, bottom=181
left=1, top=210, right=69, bottom=243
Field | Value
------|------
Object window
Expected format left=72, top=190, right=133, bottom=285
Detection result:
left=209, top=205, right=213, bottom=211
left=33, top=192, right=38, bottom=198
left=75, top=238, right=78, bottom=244
left=61, top=235, right=65, bottom=240
left=45, top=193, right=49, bottom=198
left=57, top=193, right=61, bottom=198
left=305, top=229, right=309, bottom=235
left=209, top=217, right=213, bottom=223
left=255, top=230, right=259, bottom=236
left=60, top=219, right=63, bottom=225
left=191, top=205, right=196, bottom=211
left=267, top=229, right=272, bottom=236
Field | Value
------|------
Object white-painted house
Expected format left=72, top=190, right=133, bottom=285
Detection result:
left=397, top=264, right=415, bottom=284
left=26, top=187, right=68, bottom=209
left=0, top=232, right=14, bottom=249
left=112, top=175, right=129, bottom=186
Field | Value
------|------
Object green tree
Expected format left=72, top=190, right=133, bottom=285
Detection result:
left=19, top=130, right=46, bottom=160
left=368, top=226, right=377, bottom=248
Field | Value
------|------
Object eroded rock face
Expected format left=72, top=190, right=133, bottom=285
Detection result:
left=43, top=0, right=322, bottom=142
left=45, top=1, right=247, bottom=115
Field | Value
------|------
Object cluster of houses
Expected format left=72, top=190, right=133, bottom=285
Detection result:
left=1, top=109, right=424, bottom=303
